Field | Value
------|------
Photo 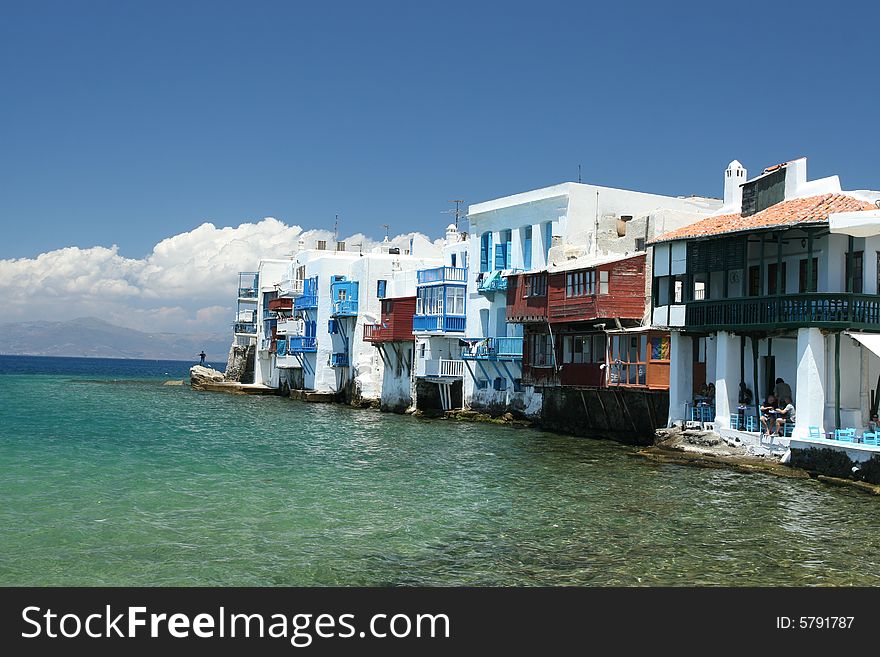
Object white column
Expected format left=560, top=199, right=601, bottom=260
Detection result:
left=713, top=331, right=739, bottom=430
left=793, top=327, right=826, bottom=439
left=668, top=332, right=692, bottom=426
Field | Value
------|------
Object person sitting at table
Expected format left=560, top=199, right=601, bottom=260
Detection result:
left=759, top=394, right=777, bottom=435
left=706, top=382, right=715, bottom=402
left=738, top=382, right=753, bottom=406
left=774, top=397, right=796, bottom=437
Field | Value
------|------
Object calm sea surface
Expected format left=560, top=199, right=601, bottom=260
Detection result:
left=1, top=354, right=879, bottom=586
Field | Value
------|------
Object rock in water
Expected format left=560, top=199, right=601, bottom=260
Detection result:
left=190, top=365, right=225, bottom=390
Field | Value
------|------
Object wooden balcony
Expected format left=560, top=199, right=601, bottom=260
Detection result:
left=685, top=293, right=880, bottom=331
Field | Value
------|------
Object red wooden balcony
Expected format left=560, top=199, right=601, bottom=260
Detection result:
left=268, top=297, right=294, bottom=312
left=363, top=296, right=416, bottom=343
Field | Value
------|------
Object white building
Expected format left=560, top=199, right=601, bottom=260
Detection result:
left=275, top=236, right=441, bottom=402
left=650, top=157, right=880, bottom=447
left=461, top=182, right=721, bottom=415
left=411, top=224, right=470, bottom=411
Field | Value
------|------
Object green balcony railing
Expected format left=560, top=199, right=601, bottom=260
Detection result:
left=685, top=293, right=880, bottom=330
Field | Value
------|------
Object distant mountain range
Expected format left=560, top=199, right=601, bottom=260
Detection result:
left=0, top=317, right=232, bottom=361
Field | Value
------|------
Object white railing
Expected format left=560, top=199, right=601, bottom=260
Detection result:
left=417, top=358, right=465, bottom=378
left=276, top=318, right=305, bottom=336
left=439, top=359, right=464, bottom=378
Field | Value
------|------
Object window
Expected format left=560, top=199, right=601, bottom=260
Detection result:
left=528, top=333, right=553, bottom=367
left=476, top=379, right=489, bottom=390
left=480, top=232, right=492, bottom=272
left=523, top=273, right=547, bottom=297
left=845, top=251, right=864, bottom=293
left=673, top=279, right=684, bottom=303
left=513, top=378, right=523, bottom=393
left=767, top=262, right=787, bottom=295
left=650, top=335, right=670, bottom=361
left=599, top=270, right=609, bottom=294
left=376, top=279, right=387, bottom=298
left=562, top=335, right=604, bottom=364
left=566, top=270, right=595, bottom=297
left=693, top=281, right=706, bottom=300
left=493, top=377, right=507, bottom=391
left=419, top=342, right=426, bottom=359
left=798, top=257, right=818, bottom=293
left=416, top=286, right=444, bottom=315
left=748, top=265, right=760, bottom=296
left=635, top=238, right=646, bottom=252
left=445, top=286, right=465, bottom=315
left=523, top=226, right=533, bottom=270
left=609, top=334, right=647, bottom=386
left=450, top=253, right=456, bottom=267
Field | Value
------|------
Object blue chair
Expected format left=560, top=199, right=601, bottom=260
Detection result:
left=783, top=423, right=794, bottom=437
left=691, top=407, right=701, bottom=422
left=835, top=428, right=856, bottom=442
left=746, top=415, right=758, bottom=432
left=701, top=406, right=714, bottom=422
left=862, top=432, right=878, bottom=446
left=730, top=415, right=741, bottom=430
left=808, top=426, right=821, bottom=439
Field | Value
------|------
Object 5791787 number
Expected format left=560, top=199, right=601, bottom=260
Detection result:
left=776, top=616, right=854, bottom=629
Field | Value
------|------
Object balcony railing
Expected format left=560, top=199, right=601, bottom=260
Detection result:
left=331, top=299, right=359, bottom=317
left=288, top=336, right=318, bottom=353
left=477, top=269, right=522, bottom=294
left=294, top=294, right=318, bottom=311
left=416, top=358, right=465, bottom=378
left=412, top=314, right=466, bottom=333
left=238, top=287, right=258, bottom=300
left=276, top=318, right=305, bottom=336
left=417, top=266, right=467, bottom=285
left=462, top=336, right=524, bottom=360
left=233, top=322, right=257, bottom=335
left=363, top=323, right=387, bottom=342
left=685, top=293, right=880, bottom=331
left=330, top=352, right=349, bottom=367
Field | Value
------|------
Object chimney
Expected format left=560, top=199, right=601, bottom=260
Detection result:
left=724, top=160, right=747, bottom=210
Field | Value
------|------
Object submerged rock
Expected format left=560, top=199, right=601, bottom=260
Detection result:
left=190, top=365, right=225, bottom=390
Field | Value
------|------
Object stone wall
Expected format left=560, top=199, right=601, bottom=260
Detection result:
left=539, top=387, right=669, bottom=445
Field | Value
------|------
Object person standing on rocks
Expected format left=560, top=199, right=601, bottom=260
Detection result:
left=199, top=350, right=207, bottom=366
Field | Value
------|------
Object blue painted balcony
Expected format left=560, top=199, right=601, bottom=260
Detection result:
left=477, top=269, right=521, bottom=295
left=461, top=336, right=523, bottom=360
left=330, top=278, right=359, bottom=318
left=294, top=294, right=318, bottom=311
left=288, top=336, right=318, bottom=353
left=412, top=314, right=466, bottom=333
left=417, top=266, right=467, bottom=285
left=332, top=299, right=359, bottom=317
left=295, top=277, right=319, bottom=311
left=330, top=352, right=349, bottom=367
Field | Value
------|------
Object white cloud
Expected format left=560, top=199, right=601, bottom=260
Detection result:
left=0, top=218, right=439, bottom=333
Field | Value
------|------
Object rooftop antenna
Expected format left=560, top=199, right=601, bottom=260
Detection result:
left=578, top=164, right=582, bottom=183
left=334, top=215, right=339, bottom=242
left=443, top=199, right=465, bottom=229
left=382, top=223, right=390, bottom=240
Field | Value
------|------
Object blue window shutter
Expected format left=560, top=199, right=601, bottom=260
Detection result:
left=506, top=240, right=512, bottom=269
left=377, top=280, right=387, bottom=299
left=545, top=222, right=553, bottom=256
left=524, top=236, right=532, bottom=269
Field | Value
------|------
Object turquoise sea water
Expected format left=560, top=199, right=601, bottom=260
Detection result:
left=2, top=355, right=880, bottom=586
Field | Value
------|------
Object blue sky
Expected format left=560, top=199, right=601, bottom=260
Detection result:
left=2, top=0, right=877, bottom=261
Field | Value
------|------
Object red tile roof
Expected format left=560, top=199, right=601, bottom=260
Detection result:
left=651, top=194, right=876, bottom=242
